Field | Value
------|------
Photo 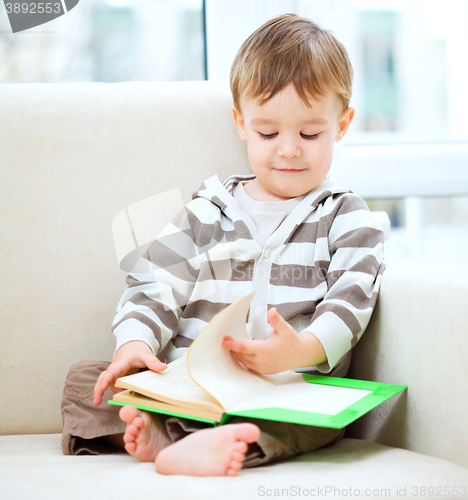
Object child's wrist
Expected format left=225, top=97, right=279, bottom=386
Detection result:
left=296, top=331, right=327, bottom=368
left=114, top=340, right=152, bottom=358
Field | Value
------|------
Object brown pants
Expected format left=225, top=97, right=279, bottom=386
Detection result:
left=61, top=360, right=345, bottom=468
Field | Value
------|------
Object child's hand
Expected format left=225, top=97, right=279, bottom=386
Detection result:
left=93, top=340, right=167, bottom=406
left=221, top=307, right=326, bottom=375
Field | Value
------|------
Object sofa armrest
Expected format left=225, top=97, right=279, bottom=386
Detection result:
left=348, top=258, right=468, bottom=468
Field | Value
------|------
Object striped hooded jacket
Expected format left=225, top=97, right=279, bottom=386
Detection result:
left=111, top=173, right=385, bottom=377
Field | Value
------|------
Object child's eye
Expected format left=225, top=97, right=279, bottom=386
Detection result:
left=258, top=132, right=277, bottom=140
left=257, top=132, right=320, bottom=140
left=301, top=133, right=319, bottom=140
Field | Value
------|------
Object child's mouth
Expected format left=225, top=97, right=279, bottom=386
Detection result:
left=276, top=168, right=304, bottom=173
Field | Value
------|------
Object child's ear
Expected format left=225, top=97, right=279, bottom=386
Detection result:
left=336, top=106, right=355, bottom=142
left=232, top=106, right=247, bottom=141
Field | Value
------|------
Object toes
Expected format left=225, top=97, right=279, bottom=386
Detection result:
left=132, top=417, right=144, bottom=429
left=226, top=458, right=243, bottom=476
left=124, top=443, right=136, bottom=455
left=230, top=459, right=243, bottom=472
left=124, top=442, right=136, bottom=454
left=123, top=425, right=138, bottom=442
left=244, top=424, right=261, bottom=443
left=225, top=442, right=247, bottom=476
left=233, top=440, right=248, bottom=454
left=122, top=411, right=145, bottom=447
left=231, top=450, right=245, bottom=463
left=119, top=405, right=139, bottom=423
left=231, top=423, right=261, bottom=444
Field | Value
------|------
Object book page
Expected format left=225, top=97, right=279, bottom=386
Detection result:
left=187, top=291, right=295, bottom=410
left=115, top=354, right=222, bottom=412
left=113, top=390, right=223, bottom=422
left=229, top=373, right=372, bottom=416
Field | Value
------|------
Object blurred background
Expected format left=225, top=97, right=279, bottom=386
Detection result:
left=1, top=0, right=467, bottom=262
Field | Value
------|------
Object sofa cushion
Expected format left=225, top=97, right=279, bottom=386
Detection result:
left=1, top=434, right=467, bottom=500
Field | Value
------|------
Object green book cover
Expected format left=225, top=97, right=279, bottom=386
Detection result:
left=109, top=374, right=406, bottom=429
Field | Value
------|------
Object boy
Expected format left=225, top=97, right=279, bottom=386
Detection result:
left=62, top=13, right=384, bottom=476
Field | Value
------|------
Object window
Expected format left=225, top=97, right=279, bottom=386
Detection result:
left=0, top=0, right=206, bottom=83
left=205, top=0, right=468, bottom=140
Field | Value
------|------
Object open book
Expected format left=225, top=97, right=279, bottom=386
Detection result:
left=110, top=292, right=406, bottom=428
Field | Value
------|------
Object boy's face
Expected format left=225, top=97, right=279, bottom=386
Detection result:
left=232, top=83, right=355, bottom=201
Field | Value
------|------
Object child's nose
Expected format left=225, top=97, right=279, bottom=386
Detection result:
left=277, top=137, right=301, bottom=159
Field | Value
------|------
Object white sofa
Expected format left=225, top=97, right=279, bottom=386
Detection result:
left=1, top=81, right=467, bottom=500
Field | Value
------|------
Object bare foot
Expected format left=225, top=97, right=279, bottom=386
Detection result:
left=155, top=423, right=261, bottom=476
left=119, top=406, right=171, bottom=462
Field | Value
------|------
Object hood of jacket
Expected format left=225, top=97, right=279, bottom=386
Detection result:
left=192, top=173, right=351, bottom=222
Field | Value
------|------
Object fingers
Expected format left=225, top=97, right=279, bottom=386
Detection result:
left=93, top=368, right=113, bottom=406
left=140, top=351, right=167, bottom=373
left=93, top=370, right=108, bottom=406
left=268, top=307, right=283, bottom=326
left=93, top=359, right=129, bottom=406
left=93, top=373, right=104, bottom=406
left=221, top=337, right=259, bottom=355
left=223, top=341, right=259, bottom=373
left=230, top=352, right=265, bottom=374
left=268, top=308, right=295, bottom=338
left=227, top=350, right=255, bottom=372
left=93, top=351, right=167, bottom=406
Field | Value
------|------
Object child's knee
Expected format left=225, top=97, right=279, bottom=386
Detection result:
left=64, top=360, right=110, bottom=394
left=62, top=360, right=111, bottom=423
left=61, top=360, right=124, bottom=455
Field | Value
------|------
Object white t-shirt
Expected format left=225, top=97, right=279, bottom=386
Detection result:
left=232, top=181, right=306, bottom=243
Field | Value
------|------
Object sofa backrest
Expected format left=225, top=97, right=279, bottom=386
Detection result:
left=0, top=81, right=250, bottom=435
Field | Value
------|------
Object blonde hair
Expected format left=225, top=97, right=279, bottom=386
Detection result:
left=230, top=13, right=353, bottom=112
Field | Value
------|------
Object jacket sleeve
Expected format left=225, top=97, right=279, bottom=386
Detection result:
left=302, top=193, right=385, bottom=373
left=110, top=205, right=201, bottom=358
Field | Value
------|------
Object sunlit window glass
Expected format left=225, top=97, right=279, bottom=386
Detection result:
left=0, top=0, right=206, bottom=83
left=296, top=0, right=468, bottom=140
